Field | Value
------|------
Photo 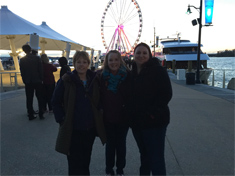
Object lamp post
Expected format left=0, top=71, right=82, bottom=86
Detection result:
left=187, top=0, right=203, bottom=83
left=154, top=27, right=156, bottom=57
left=150, top=27, right=158, bottom=57
left=196, top=0, right=203, bottom=84
left=187, top=0, right=214, bottom=83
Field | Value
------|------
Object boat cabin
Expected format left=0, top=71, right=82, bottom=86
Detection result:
left=159, top=39, right=210, bottom=70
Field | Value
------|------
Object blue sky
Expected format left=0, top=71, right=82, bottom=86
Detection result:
left=1, top=0, right=235, bottom=54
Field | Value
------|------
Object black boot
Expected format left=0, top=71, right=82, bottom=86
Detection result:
left=28, top=114, right=37, bottom=120
left=39, top=115, right=45, bottom=120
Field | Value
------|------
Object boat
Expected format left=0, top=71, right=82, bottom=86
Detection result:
left=155, top=35, right=212, bottom=84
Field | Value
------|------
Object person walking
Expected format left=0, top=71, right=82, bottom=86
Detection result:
left=51, top=51, right=106, bottom=176
left=99, top=50, right=130, bottom=176
left=41, top=54, right=57, bottom=113
left=127, top=43, right=172, bottom=175
left=58, top=56, right=71, bottom=78
left=19, top=44, right=45, bottom=120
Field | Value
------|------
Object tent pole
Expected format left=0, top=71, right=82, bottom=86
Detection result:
left=40, top=38, right=47, bottom=54
left=0, top=60, right=4, bottom=70
left=90, top=49, right=94, bottom=68
left=65, top=42, right=71, bottom=60
left=82, top=46, right=86, bottom=51
left=7, top=35, right=20, bottom=72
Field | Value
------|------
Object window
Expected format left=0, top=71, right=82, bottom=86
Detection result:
left=163, top=47, right=202, bottom=54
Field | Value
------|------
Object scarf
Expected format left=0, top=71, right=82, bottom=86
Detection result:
left=102, top=66, right=127, bottom=93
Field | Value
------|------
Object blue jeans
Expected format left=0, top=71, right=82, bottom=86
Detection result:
left=105, top=123, right=129, bottom=175
left=132, top=126, right=167, bottom=176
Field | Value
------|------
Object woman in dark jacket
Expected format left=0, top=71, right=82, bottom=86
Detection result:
left=128, top=43, right=172, bottom=175
left=51, top=51, right=106, bottom=176
left=58, top=56, right=71, bottom=78
left=99, top=50, right=130, bottom=176
left=41, top=54, right=57, bottom=113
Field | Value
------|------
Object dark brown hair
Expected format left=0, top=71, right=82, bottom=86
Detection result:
left=59, top=57, right=68, bottom=66
left=134, top=42, right=152, bottom=59
left=22, top=44, right=31, bottom=54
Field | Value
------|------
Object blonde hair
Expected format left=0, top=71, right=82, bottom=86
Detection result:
left=102, top=50, right=127, bottom=71
left=73, top=51, right=90, bottom=66
left=41, top=54, right=49, bottom=63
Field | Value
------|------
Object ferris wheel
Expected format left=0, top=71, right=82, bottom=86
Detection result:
left=101, top=0, right=143, bottom=54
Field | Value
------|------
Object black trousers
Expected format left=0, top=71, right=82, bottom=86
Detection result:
left=105, top=124, right=129, bottom=175
left=67, top=128, right=96, bottom=176
left=25, top=82, right=44, bottom=116
left=42, top=83, right=55, bottom=111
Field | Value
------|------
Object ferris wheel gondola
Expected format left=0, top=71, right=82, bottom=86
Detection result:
left=101, top=0, right=143, bottom=54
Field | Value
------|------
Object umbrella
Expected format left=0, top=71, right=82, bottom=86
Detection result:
left=0, top=6, right=91, bottom=71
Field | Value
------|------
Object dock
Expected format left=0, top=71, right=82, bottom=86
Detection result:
left=1, top=71, right=234, bottom=175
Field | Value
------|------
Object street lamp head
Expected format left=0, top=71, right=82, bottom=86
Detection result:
left=186, top=5, right=192, bottom=14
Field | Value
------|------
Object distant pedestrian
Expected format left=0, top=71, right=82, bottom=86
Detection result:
left=127, top=43, right=172, bottom=175
left=128, top=59, right=132, bottom=69
left=52, top=51, right=106, bottom=175
left=94, top=57, right=99, bottom=70
left=41, top=54, right=57, bottom=113
left=19, top=44, right=45, bottom=120
left=58, top=56, right=71, bottom=78
left=98, top=50, right=130, bottom=176
left=32, top=49, right=38, bottom=56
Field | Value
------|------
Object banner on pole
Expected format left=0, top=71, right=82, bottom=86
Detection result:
left=205, top=0, right=214, bottom=24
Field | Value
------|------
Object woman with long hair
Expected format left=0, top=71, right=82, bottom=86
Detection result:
left=99, top=50, right=130, bottom=176
left=128, top=43, right=172, bottom=175
left=41, top=54, right=57, bottom=113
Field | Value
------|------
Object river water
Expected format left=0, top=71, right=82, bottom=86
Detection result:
left=207, top=57, right=235, bottom=88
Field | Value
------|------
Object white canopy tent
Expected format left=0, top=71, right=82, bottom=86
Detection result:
left=0, top=6, right=92, bottom=71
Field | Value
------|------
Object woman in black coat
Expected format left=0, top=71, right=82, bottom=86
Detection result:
left=52, top=51, right=106, bottom=175
left=128, top=43, right=172, bottom=175
left=58, top=56, right=71, bottom=78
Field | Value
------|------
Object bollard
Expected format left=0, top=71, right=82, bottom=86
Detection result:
left=227, top=78, right=235, bottom=90
left=186, top=72, right=195, bottom=85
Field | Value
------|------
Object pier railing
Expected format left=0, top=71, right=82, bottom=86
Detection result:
left=208, top=69, right=235, bottom=88
left=0, top=72, right=22, bottom=92
left=0, top=70, right=61, bottom=92
left=1, top=69, right=234, bottom=92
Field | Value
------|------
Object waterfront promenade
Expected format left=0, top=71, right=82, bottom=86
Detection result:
left=1, top=72, right=234, bottom=175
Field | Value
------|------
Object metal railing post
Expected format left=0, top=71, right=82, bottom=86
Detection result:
left=172, top=60, right=176, bottom=74
left=212, top=70, right=214, bottom=87
left=14, top=72, right=18, bottom=90
left=1, top=73, right=3, bottom=92
left=223, top=70, right=225, bottom=88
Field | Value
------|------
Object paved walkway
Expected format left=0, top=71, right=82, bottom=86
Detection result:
left=1, top=72, right=234, bottom=175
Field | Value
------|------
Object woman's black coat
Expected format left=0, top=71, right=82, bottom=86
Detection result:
left=128, top=58, right=172, bottom=129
